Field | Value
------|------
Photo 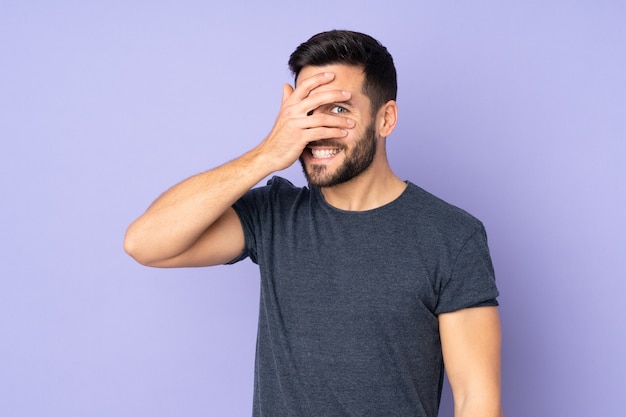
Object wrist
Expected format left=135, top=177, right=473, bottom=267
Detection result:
left=245, top=142, right=296, bottom=175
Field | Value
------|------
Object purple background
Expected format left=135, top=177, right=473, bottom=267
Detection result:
left=1, top=1, right=624, bottom=416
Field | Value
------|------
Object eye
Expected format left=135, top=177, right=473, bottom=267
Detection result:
left=330, top=105, right=348, bottom=114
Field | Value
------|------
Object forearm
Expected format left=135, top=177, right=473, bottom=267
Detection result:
left=124, top=146, right=275, bottom=265
left=455, top=397, right=502, bottom=417
left=124, top=72, right=355, bottom=266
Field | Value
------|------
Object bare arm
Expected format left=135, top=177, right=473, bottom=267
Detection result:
left=124, top=72, right=354, bottom=267
left=440, top=306, right=503, bottom=417
left=123, top=152, right=269, bottom=268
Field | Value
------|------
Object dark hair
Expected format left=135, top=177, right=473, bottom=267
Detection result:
left=288, top=30, right=397, bottom=115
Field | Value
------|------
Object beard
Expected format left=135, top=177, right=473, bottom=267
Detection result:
left=300, top=121, right=378, bottom=188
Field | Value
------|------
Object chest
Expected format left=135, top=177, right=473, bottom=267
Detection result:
left=259, top=209, right=446, bottom=323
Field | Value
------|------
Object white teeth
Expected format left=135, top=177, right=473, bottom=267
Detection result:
left=311, top=148, right=340, bottom=159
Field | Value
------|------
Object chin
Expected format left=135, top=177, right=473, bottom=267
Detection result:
left=302, top=163, right=358, bottom=188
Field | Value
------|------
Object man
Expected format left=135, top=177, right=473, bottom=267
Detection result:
left=125, top=30, right=502, bottom=417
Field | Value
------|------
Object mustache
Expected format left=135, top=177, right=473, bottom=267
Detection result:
left=307, top=139, right=345, bottom=148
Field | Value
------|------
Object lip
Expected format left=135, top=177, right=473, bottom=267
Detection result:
left=308, top=139, right=344, bottom=148
left=305, top=146, right=343, bottom=162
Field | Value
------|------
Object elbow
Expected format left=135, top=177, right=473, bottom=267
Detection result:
left=453, top=393, right=502, bottom=417
left=123, top=225, right=175, bottom=268
left=123, top=229, right=142, bottom=264
left=123, top=226, right=153, bottom=266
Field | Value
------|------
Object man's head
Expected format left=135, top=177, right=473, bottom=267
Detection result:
left=288, top=30, right=397, bottom=117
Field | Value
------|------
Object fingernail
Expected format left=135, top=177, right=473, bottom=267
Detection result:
left=342, top=90, right=350, bottom=97
left=324, top=72, right=333, bottom=77
left=346, top=119, right=355, bottom=126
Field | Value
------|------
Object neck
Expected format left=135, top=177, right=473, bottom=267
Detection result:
left=319, top=157, right=406, bottom=211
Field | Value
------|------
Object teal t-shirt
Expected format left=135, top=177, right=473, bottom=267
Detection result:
left=231, top=176, right=499, bottom=417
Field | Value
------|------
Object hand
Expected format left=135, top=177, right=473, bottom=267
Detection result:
left=257, top=72, right=355, bottom=171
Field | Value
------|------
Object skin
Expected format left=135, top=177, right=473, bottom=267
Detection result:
left=124, top=64, right=502, bottom=417
left=295, top=64, right=406, bottom=210
left=440, top=307, right=503, bottom=417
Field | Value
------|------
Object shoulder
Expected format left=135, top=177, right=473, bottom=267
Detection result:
left=265, top=176, right=304, bottom=193
left=252, top=176, right=309, bottom=200
left=402, top=182, right=485, bottom=240
left=235, top=176, right=310, bottom=212
left=404, top=182, right=481, bottom=223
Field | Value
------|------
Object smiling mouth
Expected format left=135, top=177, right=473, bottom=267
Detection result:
left=308, top=147, right=342, bottom=159
left=307, top=139, right=344, bottom=159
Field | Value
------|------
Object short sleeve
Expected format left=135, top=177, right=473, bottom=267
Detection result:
left=227, top=176, right=295, bottom=265
left=228, top=185, right=269, bottom=265
left=435, top=226, right=499, bottom=315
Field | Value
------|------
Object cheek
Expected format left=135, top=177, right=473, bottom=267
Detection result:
left=345, top=121, right=364, bottom=140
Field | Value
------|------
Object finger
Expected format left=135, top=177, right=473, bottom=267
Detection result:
left=290, top=72, right=335, bottom=102
left=281, top=88, right=350, bottom=121
left=303, top=126, right=350, bottom=142
left=303, top=89, right=351, bottom=115
left=295, top=113, right=356, bottom=131
left=281, top=84, right=294, bottom=104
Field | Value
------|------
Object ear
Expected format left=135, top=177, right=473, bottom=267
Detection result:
left=376, top=100, right=398, bottom=138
